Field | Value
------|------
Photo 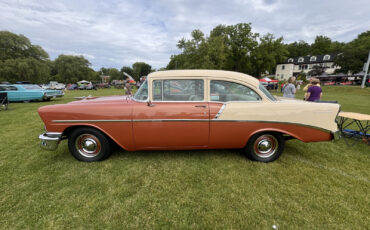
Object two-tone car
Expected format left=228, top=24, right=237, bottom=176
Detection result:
left=0, top=84, right=64, bottom=102
left=38, top=70, right=340, bottom=162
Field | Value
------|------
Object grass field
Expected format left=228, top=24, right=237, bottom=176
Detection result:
left=0, top=86, right=369, bottom=229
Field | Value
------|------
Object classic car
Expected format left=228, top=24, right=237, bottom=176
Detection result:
left=41, top=81, right=66, bottom=90
left=0, top=84, right=64, bottom=102
left=38, top=70, right=340, bottom=162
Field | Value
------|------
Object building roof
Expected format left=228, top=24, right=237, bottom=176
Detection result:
left=282, top=53, right=339, bottom=65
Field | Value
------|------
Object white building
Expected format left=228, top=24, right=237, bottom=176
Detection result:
left=275, top=54, right=341, bottom=80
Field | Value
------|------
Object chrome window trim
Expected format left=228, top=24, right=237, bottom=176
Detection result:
left=51, top=119, right=332, bottom=133
left=152, top=79, right=206, bottom=102
left=214, top=104, right=226, bottom=119
left=209, top=79, right=263, bottom=102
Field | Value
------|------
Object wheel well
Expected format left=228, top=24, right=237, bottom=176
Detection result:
left=62, top=125, right=123, bottom=150
left=245, top=130, right=294, bottom=148
left=62, top=125, right=107, bottom=140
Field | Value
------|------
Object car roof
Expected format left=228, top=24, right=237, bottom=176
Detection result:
left=148, top=70, right=260, bottom=87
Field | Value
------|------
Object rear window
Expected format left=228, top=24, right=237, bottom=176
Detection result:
left=23, top=85, right=42, bottom=90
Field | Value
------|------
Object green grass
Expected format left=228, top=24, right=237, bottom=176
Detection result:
left=0, top=86, right=369, bottom=229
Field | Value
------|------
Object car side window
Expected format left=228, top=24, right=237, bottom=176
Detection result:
left=210, top=80, right=261, bottom=102
left=153, top=79, right=204, bottom=101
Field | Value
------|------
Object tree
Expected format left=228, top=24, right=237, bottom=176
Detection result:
left=132, top=62, right=152, bottom=80
left=0, top=58, right=50, bottom=83
left=120, top=66, right=135, bottom=79
left=286, top=40, right=311, bottom=57
left=100, top=67, right=121, bottom=80
left=252, top=33, right=288, bottom=76
left=222, top=23, right=259, bottom=73
left=335, top=31, right=370, bottom=73
left=0, top=31, right=49, bottom=61
left=0, top=31, right=50, bottom=83
left=53, top=55, right=96, bottom=83
left=310, top=35, right=333, bottom=55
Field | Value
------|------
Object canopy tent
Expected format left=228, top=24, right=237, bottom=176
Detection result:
left=77, top=80, right=91, bottom=84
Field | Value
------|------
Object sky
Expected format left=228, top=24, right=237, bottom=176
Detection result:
left=0, top=0, right=369, bottom=70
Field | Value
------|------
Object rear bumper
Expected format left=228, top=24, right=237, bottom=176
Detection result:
left=39, top=132, right=62, bottom=151
left=332, top=131, right=340, bottom=141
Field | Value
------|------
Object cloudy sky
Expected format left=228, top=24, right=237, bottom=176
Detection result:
left=1, top=0, right=369, bottom=70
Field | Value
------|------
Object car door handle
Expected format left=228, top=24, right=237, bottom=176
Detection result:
left=195, top=105, right=207, bottom=108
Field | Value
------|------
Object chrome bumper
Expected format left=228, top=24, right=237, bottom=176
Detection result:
left=39, top=132, right=62, bottom=151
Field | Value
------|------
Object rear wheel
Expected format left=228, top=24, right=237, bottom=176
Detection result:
left=68, top=127, right=112, bottom=162
left=245, top=132, right=285, bottom=162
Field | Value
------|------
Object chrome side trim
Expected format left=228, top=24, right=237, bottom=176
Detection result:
left=52, top=119, right=208, bottom=123
left=134, top=119, right=208, bottom=122
left=51, top=119, right=333, bottom=133
left=211, top=119, right=333, bottom=133
left=214, top=104, right=226, bottom=119
left=53, top=120, right=131, bottom=123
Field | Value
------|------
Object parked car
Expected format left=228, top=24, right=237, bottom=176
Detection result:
left=48, top=81, right=66, bottom=90
left=0, top=84, right=64, bottom=102
left=38, top=70, right=340, bottom=162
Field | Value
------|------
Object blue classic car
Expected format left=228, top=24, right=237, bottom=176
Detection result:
left=0, top=84, right=64, bottom=102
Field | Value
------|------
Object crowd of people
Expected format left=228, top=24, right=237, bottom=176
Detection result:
left=282, top=77, right=322, bottom=101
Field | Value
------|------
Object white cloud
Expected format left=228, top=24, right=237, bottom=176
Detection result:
left=0, top=0, right=369, bottom=69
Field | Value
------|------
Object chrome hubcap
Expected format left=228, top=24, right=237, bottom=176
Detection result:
left=75, top=134, right=101, bottom=158
left=253, top=135, right=278, bottom=158
left=257, top=140, right=272, bottom=153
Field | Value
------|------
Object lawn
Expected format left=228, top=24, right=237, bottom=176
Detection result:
left=0, top=86, right=369, bottom=229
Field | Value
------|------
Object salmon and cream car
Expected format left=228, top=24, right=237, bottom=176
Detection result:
left=38, top=70, right=340, bottom=162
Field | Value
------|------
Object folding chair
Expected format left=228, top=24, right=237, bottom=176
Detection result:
left=0, top=92, right=9, bottom=110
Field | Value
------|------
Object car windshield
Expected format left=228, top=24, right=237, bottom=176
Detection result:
left=23, top=85, right=42, bottom=90
left=133, top=80, right=148, bottom=101
left=259, top=83, right=276, bottom=101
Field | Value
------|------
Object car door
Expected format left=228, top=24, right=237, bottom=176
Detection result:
left=5, top=86, right=20, bottom=101
left=132, top=79, right=209, bottom=149
left=208, top=80, right=263, bottom=149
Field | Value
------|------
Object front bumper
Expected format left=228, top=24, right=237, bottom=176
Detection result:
left=39, top=132, right=62, bottom=151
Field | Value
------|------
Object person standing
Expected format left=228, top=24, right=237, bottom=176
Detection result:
left=303, top=78, right=313, bottom=99
left=124, top=80, right=132, bottom=95
left=305, top=78, right=322, bottom=101
left=283, top=77, right=296, bottom=98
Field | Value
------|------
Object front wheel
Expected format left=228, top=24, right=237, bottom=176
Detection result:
left=68, top=127, right=112, bottom=162
left=245, top=132, right=285, bottom=163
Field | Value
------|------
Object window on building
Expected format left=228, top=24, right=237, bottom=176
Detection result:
left=304, top=65, right=308, bottom=70
left=323, top=55, right=330, bottom=60
left=282, top=65, right=285, bottom=70
left=298, top=57, right=304, bottom=63
left=288, top=58, right=294, bottom=63
left=310, top=56, right=317, bottom=61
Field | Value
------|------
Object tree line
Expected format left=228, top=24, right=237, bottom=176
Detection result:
left=1, top=25, right=369, bottom=84
left=0, top=31, right=153, bottom=84
left=167, top=23, right=370, bottom=76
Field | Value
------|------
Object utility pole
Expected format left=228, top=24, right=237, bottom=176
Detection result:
left=361, top=50, right=370, bottom=88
